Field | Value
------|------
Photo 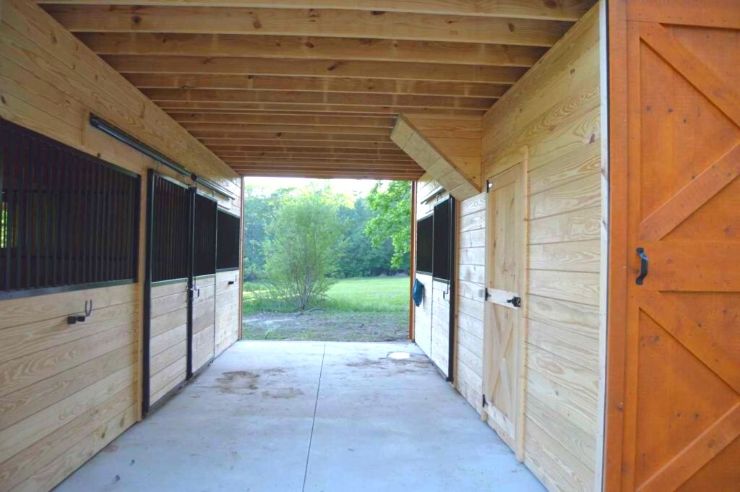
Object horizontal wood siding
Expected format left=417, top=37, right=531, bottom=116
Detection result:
left=149, top=280, right=188, bottom=405
left=481, top=6, right=602, bottom=491
left=215, top=270, right=240, bottom=357
left=430, top=279, right=450, bottom=376
left=455, top=192, right=486, bottom=412
left=0, top=284, right=138, bottom=492
left=192, top=275, right=216, bottom=374
left=0, top=1, right=242, bottom=490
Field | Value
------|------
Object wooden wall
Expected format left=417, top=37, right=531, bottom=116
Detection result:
left=413, top=174, right=451, bottom=376
left=481, top=5, right=603, bottom=491
left=149, top=280, right=188, bottom=406
left=215, top=270, right=240, bottom=357
left=192, top=275, right=216, bottom=374
left=0, top=285, right=138, bottom=492
left=0, top=1, right=242, bottom=490
left=455, top=192, right=487, bottom=413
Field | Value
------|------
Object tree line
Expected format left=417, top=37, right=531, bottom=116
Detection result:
left=243, top=181, right=411, bottom=310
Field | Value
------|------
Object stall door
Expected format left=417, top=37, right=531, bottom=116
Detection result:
left=607, top=1, right=739, bottom=490
left=190, top=193, right=218, bottom=376
left=145, top=172, right=190, bottom=413
left=483, top=162, right=525, bottom=455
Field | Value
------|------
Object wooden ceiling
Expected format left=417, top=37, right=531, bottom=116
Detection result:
left=39, top=1, right=595, bottom=180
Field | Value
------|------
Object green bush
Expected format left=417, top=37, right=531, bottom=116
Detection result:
left=263, top=192, right=341, bottom=310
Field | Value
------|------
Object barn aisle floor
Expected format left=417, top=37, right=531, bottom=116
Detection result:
left=55, top=341, right=543, bottom=492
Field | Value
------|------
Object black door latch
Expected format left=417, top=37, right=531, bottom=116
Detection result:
left=636, top=247, right=649, bottom=285
left=506, top=296, right=522, bottom=308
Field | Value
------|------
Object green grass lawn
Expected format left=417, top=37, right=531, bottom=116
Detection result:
left=242, top=276, right=410, bottom=341
left=242, top=276, right=409, bottom=314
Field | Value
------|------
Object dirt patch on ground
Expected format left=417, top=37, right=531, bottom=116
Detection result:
left=214, top=370, right=260, bottom=394
left=242, top=311, right=408, bottom=342
left=260, top=388, right=304, bottom=399
left=346, top=353, right=431, bottom=373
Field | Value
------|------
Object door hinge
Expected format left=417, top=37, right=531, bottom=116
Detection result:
left=482, top=394, right=487, bottom=407
left=484, top=288, right=490, bottom=301
left=486, top=180, right=492, bottom=193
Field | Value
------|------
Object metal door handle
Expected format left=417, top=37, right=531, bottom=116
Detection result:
left=506, top=296, right=522, bottom=308
left=636, top=247, right=648, bottom=285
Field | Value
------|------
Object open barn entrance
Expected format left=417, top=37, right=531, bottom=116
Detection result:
left=241, top=177, right=411, bottom=343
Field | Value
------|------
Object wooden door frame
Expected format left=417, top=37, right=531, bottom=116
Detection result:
left=604, top=0, right=629, bottom=489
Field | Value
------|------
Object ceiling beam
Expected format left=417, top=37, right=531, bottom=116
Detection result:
left=105, top=55, right=526, bottom=83
left=126, top=74, right=508, bottom=98
left=238, top=169, right=421, bottom=179
left=231, top=162, right=420, bottom=171
left=180, top=122, right=392, bottom=135
left=199, top=140, right=401, bottom=150
left=38, top=1, right=592, bottom=21
left=191, top=132, right=394, bottom=142
left=159, top=101, right=486, bottom=115
left=144, top=88, right=495, bottom=110
left=211, top=146, right=406, bottom=155
left=171, top=112, right=396, bottom=127
left=231, top=161, right=420, bottom=169
left=44, top=5, right=571, bottom=46
left=78, top=33, right=545, bottom=67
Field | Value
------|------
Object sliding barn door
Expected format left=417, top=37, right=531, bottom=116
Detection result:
left=483, top=163, right=525, bottom=454
left=191, top=193, right=218, bottom=376
left=145, top=172, right=190, bottom=413
left=607, top=2, right=739, bottom=490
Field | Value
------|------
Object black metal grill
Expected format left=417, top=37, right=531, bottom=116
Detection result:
left=193, top=193, right=217, bottom=277
left=216, top=209, right=240, bottom=271
left=0, top=119, right=140, bottom=298
left=150, top=174, right=190, bottom=282
left=433, top=199, right=451, bottom=280
left=416, top=215, right=433, bottom=274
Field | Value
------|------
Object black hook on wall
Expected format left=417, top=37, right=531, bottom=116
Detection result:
left=67, top=299, right=94, bottom=325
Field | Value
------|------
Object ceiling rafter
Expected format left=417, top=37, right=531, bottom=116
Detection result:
left=43, top=5, right=571, bottom=46
left=37, top=1, right=592, bottom=21
left=78, top=33, right=546, bottom=67
left=125, top=74, right=508, bottom=98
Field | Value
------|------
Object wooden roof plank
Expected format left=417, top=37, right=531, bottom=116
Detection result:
left=125, top=74, right=509, bottom=98
left=105, top=55, right=527, bottom=83
left=77, top=33, right=545, bottom=67
left=38, top=1, right=593, bottom=22
left=143, top=88, right=496, bottom=109
left=172, top=112, right=396, bottom=127
left=158, top=101, right=488, bottom=115
left=44, top=5, right=572, bottom=46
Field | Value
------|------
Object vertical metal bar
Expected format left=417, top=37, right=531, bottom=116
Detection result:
left=105, top=166, right=113, bottom=281
left=186, top=186, right=195, bottom=379
left=46, top=145, right=54, bottom=287
left=31, top=142, right=39, bottom=288
left=142, top=170, right=155, bottom=417
left=74, top=155, right=82, bottom=285
left=93, top=159, right=102, bottom=282
left=17, top=134, right=26, bottom=290
left=408, top=180, right=416, bottom=341
left=61, top=146, right=69, bottom=286
left=447, top=197, right=456, bottom=383
left=131, top=174, right=141, bottom=282
left=1, top=127, right=9, bottom=291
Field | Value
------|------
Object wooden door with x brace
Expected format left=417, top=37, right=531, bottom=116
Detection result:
left=483, top=162, right=526, bottom=456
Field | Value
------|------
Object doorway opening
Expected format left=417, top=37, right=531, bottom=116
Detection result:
left=241, top=177, right=411, bottom=342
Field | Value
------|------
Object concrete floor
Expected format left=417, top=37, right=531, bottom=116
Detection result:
left=56, top=341, right=544, bottom=492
